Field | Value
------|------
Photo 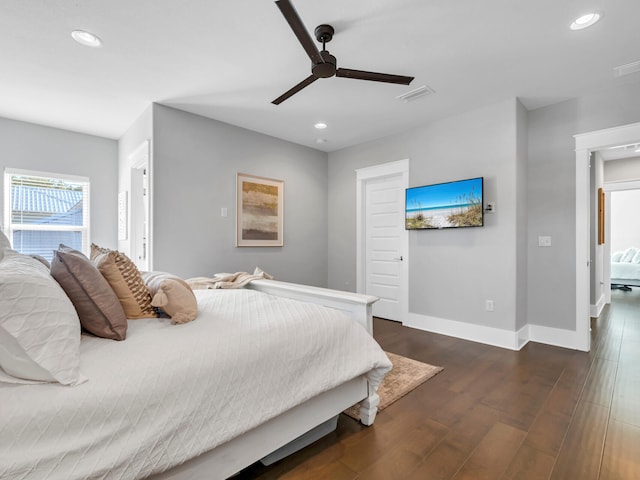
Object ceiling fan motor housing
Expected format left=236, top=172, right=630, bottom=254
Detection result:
left=313, top=51, right=337, bottom=78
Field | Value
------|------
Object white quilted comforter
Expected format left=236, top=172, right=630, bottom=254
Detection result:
left=611, top=261, right=640, bottom=281
left=0, top=289, right=391, bottom=480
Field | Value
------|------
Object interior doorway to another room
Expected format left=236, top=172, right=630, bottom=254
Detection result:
left=128, top=140, right=152, bottom=272
left=575, top=121, right=640, bottom=352
left=605, top=182, right=640, bottom=297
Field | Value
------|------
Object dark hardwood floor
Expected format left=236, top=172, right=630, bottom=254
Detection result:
left=236, top=289, right=640, bottom=479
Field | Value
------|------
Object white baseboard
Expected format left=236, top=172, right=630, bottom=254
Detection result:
left=404, top=313, right=580, bottom=351
left=405, top=313, right=523, bottom=351
left=526, top=324, right=580, bottom=350
left=590, top=293, right=607, bottom=318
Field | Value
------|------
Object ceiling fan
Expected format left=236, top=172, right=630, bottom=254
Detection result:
left=272, top=0, right=415, bottom=105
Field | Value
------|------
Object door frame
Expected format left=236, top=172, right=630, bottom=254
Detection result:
left=575, top=121, right=640, bottom=352
left=356, top=158, right=409, bottom=322
left=128, top=139, right=153, bottom=271
left=602, top=179, right=640, bottom=305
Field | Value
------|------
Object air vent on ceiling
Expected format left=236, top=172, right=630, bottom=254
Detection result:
left=613, top=60, right=640, bottom=78
left=396, top=85, right=435, bottom=103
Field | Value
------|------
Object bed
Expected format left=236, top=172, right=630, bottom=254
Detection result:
left=611, top=247, right=640, bottom=288
left=0, top=244, right=391, bottom=480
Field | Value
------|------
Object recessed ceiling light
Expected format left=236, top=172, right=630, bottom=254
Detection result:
left=314, top=122, right=328, bottom=130
left=71, top=30, right=102, bottom=48
left=570, top=12, right=602, bottom=30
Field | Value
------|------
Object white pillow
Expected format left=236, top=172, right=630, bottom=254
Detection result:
left=611, top=251, right=624, bottom=262
left=621, top=247, right=637, bottom=263
left=0, top=250, right=82, bottom=385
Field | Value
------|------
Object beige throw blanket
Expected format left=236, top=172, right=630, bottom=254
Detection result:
left=187, top=267, right=273, bottom=290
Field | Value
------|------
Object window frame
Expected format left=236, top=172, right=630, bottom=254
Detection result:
left=3, top=168, right=91, bottom=257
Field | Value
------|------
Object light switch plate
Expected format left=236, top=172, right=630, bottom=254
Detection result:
left=538, top=236, right=552, bottom=247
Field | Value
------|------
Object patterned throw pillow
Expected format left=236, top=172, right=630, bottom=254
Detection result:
left=90, top=243, right=156, bottom=319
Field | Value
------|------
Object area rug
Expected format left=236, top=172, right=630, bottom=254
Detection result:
left=344, top=351, right=443, bottom=421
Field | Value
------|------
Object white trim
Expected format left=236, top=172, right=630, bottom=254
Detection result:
left=574, top=121, right=640, bottom=352
left=590, top=293, right=607, bottom=318
left=405, top=312, right=523, bottom=351
left=604, top=189, right=612, bottom=305
left=603, top=179, right=640, bottom=192
left=527, top=324, right=580, bottom=351
left=517, top=325, right=530, bottom=350
left=4, top=167, right=89, bottom=184
left=355, top=159, right=409, bottom=322
left=405, top=312, right=586, bottom=351
left=3, top=168, right=91, bottom=257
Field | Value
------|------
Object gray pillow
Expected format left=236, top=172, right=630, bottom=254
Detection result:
left=50, top=245, right=127, bottom=340
left=0, top=230, right=12, bottom=262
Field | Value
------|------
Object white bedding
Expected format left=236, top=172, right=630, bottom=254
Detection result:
left=0, top=288, right=391, bottom=480
left=611, top=261, right=640, bottom=282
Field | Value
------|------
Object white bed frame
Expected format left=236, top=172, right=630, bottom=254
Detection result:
left=152, top=279, right=380, bottom=480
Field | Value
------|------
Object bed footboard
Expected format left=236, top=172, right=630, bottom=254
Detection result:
left=151, top=282, right=383, bottom=479
left=246, top=279, right=378, bottom=333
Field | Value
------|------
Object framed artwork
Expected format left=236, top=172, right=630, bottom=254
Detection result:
left=236, top=173, right=284, bottom=247
left=598, top=187, right=604, bottom=245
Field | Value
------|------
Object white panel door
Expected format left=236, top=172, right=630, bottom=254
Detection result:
left=365, top=174, right=405, bottom=320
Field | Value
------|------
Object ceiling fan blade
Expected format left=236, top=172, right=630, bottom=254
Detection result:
left=275, top=0, right=324, bottom=65
left=336, top=68, right=414, bottom=85
left=272, top=75, right=318, bottom=105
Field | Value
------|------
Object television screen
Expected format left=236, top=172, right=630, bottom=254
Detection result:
left=405, top=177, right=484, bottom=230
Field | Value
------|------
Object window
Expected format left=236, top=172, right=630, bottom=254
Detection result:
left=4, top=169, right=90, bottom=261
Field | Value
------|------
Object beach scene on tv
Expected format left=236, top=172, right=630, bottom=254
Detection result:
left=406, top=177, right=483, bottom=229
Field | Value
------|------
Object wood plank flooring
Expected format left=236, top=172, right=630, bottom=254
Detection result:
left=235, top=288, right=640, bottom=479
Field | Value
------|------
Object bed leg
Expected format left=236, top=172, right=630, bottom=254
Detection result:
left=358, top=393, right=380, bottom=426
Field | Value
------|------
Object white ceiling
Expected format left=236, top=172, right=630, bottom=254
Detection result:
left=2, top=0, right=640, bottom=153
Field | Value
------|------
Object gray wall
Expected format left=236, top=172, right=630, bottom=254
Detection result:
left=151, top=104, right=329, bottom=285
left=0, top=116, right=118, bottom=251
left=527, top=81, right=640, bottom=331
left=328, top=99, right=522, bottom=331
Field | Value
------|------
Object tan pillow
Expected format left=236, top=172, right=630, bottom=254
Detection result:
left=50, top=245, right=127, bottom=340
left=142, top=271, right=198, bottom=324
left=90, top=245, right=156, bottom=319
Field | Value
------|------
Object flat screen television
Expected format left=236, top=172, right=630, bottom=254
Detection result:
left=405, top=177, right=484, bottom=230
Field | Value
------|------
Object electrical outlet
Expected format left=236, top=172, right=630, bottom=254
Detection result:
left=486, top=300, right=494, bottom=312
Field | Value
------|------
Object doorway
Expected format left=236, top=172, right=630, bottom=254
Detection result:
left=356, top=159, right=409, bottom=322
left=575, top=121, right=640, bottom=351
left=604, top=181, right=640, bottom=296
left=128, top=140, right=152, bottom=271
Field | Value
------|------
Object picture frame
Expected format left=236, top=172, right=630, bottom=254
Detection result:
left=598, top=187, right=605, bottom=245
left=236, top=173, right=284, bottom=247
